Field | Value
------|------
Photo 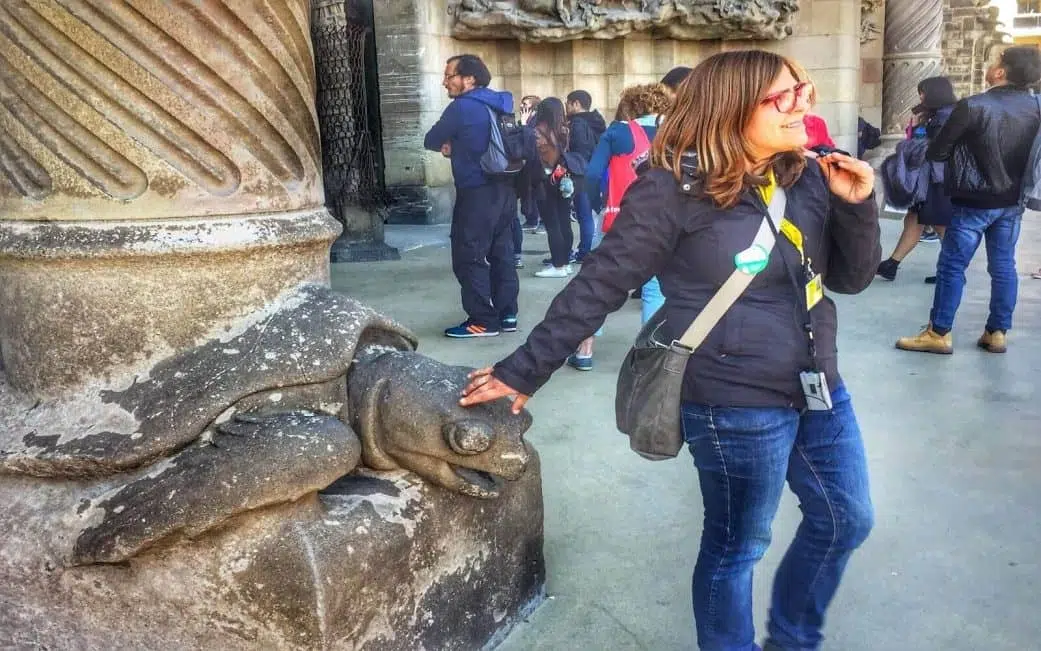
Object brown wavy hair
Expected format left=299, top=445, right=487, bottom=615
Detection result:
left=614, top=83, right=673, bottom=121
left=652, top=50, right=808, bottom=208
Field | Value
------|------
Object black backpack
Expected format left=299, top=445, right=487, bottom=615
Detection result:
left=858, top=117, right=882, bottom=156
left=480, top=106, right=526, bottom=176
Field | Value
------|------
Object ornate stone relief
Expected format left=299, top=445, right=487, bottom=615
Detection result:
left=861, top=0, right=882, bottom=44
left=451, top=0, right=801, bottom=42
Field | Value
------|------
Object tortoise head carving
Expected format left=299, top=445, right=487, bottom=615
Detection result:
left=348, top=351, right=532, bottom=499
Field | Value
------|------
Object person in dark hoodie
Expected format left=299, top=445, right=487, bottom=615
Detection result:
left=424, top=54, right=520, bottom=339
left=877, top=76, right=958, bottom=283
left=565, top=90, right=607, bottom=262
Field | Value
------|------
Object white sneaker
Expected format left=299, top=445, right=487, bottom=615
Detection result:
left=534, top=266, right=569, bottom=278
left=566, top=264, right=574, bottom=275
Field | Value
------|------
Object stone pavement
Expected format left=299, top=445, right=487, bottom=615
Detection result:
left=332, top=214, right=1041, bottom=651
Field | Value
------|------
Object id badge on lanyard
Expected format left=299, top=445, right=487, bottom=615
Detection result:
left=774, top=208, right=832, bottom=411
left=778, top=218, right=823, bottom=311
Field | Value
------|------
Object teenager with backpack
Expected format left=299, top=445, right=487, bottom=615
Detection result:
left=424, top=54, right=521, bottom=339
left=565, top=90, right=607, bottom=263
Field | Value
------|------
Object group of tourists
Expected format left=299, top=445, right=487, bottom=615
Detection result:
left=424, top=44, right=1041, bottom=651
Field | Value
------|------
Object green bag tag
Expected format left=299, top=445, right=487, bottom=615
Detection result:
left=734, top=244, right=770, bottom=275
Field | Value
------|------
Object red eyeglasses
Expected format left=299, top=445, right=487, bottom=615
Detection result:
left=760, top=81, right=815, bottom=114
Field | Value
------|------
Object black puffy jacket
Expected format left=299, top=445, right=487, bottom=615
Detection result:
left=493, top=159, right=881, bottom=409
left=927, top=85, right=1041, bottom=208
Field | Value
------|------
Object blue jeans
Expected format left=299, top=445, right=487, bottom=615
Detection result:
left=681, top=385, right=873, bottom=651
left=930, top=204, right=1023, bottom=333
left=573, top=190, right=595, bottom=257
left=511, top=208, right=523, bottom=259
left=642, top=276, right=664, bottom=324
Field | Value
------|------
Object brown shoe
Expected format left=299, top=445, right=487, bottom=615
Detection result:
left=896, top=325, right=953, bottom=354
left=977, top=330, right=1007, bottom=353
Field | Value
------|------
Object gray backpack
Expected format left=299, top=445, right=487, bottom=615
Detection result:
left=479, top=106, right=525, bottom=176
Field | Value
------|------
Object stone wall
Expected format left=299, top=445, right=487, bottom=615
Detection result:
left=375, top=0, right=864, bottom=224
left=860, top=0, right=885, bottom=129
left=942, top=0, right=1008, bottom=99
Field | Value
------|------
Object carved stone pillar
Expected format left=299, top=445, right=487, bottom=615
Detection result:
left=881, top=0, right=945, bottom=137
left=0, top=0, right=338, bottom=397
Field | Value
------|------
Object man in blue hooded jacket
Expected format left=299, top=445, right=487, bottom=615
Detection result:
left=424, top=54, right=520, bottom=339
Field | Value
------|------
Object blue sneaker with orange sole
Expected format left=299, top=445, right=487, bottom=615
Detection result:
left=444, top=320, right=500, bottom=338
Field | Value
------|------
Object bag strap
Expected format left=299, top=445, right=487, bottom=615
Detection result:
left=675, top=189, right=785, bottom=350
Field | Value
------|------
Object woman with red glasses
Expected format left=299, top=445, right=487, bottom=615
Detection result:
left=460, top=50, right=879, bottom=650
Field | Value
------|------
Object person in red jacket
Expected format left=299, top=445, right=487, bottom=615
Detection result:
left=804, top=113, right=835, bottom=150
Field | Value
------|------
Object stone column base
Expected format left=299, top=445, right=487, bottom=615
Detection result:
left=0, top=455, right=545, bottom=650
left=0, top=210, right=340, bottom=397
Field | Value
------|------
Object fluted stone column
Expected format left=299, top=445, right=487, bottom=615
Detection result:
left=881, top=0, right=945, bottom=138
left=0, top=0, right=337, bottom=397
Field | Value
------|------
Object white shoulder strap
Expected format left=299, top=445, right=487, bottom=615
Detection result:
left=676, top=189, right=785, bottom=349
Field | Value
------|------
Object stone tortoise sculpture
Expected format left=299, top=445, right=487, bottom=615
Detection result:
left=0, top=283, right=533, bottom=567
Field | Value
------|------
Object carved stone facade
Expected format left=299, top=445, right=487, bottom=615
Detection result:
left=861, top=0, right=882, bottom=43
left=859, top=0, right=886, bottom=128
left=451, top=0, right=801, bottom=42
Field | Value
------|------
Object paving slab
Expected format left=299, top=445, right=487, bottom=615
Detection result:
left=331, top=213, right=1041, bottom=651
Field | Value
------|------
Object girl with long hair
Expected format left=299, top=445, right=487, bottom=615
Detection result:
left=461, top=50, right=880, bottom=649
left=531, top=97, right=579, bottom=278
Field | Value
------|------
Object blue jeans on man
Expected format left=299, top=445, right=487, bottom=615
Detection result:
left=930, top=204, right=1023, bottom=334
left=573, top=189, right=596, bottom=259
left=681, top=384, right=873, bottom=650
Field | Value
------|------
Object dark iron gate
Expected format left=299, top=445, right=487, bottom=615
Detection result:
left=311, top=0, right=387, bottom=218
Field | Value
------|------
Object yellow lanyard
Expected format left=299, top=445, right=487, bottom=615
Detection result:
left=758, top=171, right=823, bottom=309
left=758, top=171, right=806, bottom=264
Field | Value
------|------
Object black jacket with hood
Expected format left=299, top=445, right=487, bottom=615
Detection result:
left=493, top=157, right=881, bottom=409
left=567, top=110, right=607, bottom=161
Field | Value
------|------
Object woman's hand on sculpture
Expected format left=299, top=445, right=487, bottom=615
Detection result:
left=818, top=151, right=875, bottom=204
left=459, top=367, right=529, bottom=415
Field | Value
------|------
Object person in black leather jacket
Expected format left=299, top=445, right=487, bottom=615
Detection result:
left=461, top=50, right=880, bottom=650
left=897, top=45, right=1041, bottom=355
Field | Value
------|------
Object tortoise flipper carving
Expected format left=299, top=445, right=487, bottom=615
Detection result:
left=71, top=411, right=360, bottom=565
left=0, top=284, right=533, bottom=567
